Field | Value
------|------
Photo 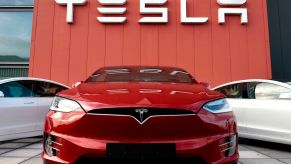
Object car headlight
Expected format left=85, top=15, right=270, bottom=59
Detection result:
left=51, top=97, right=81, bottom=113
left=203, top=99, right=232, bottom=114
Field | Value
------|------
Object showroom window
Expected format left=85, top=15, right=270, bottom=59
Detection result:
left=0, top=0, right=33, bottom=80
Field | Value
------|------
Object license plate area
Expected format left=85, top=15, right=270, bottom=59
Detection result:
left=106, top=143, right=176, bottom=159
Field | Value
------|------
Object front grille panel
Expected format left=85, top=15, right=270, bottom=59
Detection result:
left=87, top=108, right=195, bottom=124
left=88, top=108, right=194, bottom=115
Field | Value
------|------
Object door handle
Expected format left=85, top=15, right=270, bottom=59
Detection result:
left=24, top=102, right=34, bottom=105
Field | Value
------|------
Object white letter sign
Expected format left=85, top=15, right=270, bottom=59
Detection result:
left=181, top=0, right=208, bottom=24
left=55, top=0, right=249, bottom=25
left=217, top=0, right=246, bottom=5
left=217, top=0, right=248, bottom=24
left=139, top=0, right=168, bottom=23
left=97, top=0, right=127, bottom=23
left=55, top=0, right=87, bottom=23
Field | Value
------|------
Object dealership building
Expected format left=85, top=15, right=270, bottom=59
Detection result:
left=0, top=0, right=290, bottom=86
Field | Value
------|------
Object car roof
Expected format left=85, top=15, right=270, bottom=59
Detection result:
left=212, top=79, right=291, bottom=90
left=0, top=77, right=70, bottom=89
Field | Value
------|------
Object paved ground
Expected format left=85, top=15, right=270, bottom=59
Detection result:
left=0, top=137, right=290, bottom=164
left=238, top=138, right=291, bottom=164
left=0, top=137, right=42, bottom=164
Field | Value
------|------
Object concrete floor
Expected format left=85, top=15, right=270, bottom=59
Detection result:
left=0, top=137, right=290, bottom=164
left=0, top=137, right=42, bottom=164
left=238, top=138, right=291, bottom=164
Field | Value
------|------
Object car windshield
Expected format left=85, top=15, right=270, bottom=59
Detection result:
left=86, top=67, right=196, bottom=84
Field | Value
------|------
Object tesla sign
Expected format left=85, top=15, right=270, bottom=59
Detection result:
left=55, top=0, right=248, bottom=24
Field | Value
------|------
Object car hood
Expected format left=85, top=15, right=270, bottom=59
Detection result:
left=58, top=82, right=224, bottom=112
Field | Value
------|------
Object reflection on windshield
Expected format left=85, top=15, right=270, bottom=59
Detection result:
left=104, top=89, right=194, bottom=95
left=87, top=68, right=195, bottom=84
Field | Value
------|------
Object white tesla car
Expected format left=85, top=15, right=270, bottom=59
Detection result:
left=213, top=79, right=291, bottom=145
left=0, top=77, right=69, bottom=141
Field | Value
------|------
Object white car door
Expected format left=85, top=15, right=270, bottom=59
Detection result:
left=33, top=81, right=68, bottom=131
left=227, top=98, right=248, bottom=135
left=0, top=80, right=38, bottom=141
left=244, top=82, right=291, bottom=144
left=34, top=97, right=53, bottom=131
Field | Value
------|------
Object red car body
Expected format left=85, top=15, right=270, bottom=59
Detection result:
left=43, top=66, right=238, bottom=164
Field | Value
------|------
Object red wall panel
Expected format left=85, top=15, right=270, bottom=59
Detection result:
left=68, top=4, right=89, bottom=84
left=247, top=0, right=270, bottom=78
left=29, top=0, right=271, bottom=86
left=30, top=0, right=55, bottom=79
left=123, top=0, right=141, bottom=65
left=158, top=0, right=177, bottom=67
left=87, top=1, right=106, bottom=77
left=229, top=13, right=248, bottom=81
left=50, top=2, right=71, bottom=84
left=176, top=0, right=194, bottom=76
left=211, top=0, right=232, bottom=85
left=140, top=25, right=159, bottom=66
left=193, top=0, right=213, bottom=84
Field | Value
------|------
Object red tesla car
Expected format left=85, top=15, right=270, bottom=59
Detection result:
left=43, top=66, right=238, bottom=164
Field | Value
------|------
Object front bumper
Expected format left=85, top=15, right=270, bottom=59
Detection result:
left=43, top=109, right=239, bottom=164
left=42, top=132, right=238, bottom=164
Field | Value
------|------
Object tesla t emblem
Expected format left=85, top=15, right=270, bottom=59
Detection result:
left=135, top=108, right=148, bottom=124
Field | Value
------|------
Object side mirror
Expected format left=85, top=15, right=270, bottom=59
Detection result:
left=279, top=93, right=291, bottom=99
left=0, top=91, right=4, bottom=97
left=72, top=81, right=84, bottom=88
left=199, top=82, right=211, bottom=89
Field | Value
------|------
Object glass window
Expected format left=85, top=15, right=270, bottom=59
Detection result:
left=86, top=67, right=195, bottom=84
left=246, top=82, right=257, bottom=99
left=215, top=83, right=243, bottom=98
left=0, top=0, right=34, bottom=6
left=0, top=80, right=33, bottom=97
left=255, top=82, right=291, bottom=100
left=0, top=11, right=33, bottom=64
left=33, top=81, right=68, bottom=97
left=0, top=1, right=33, bottom=79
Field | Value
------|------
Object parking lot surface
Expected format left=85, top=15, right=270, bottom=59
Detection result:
left=0, top=137, right=290, bottom=164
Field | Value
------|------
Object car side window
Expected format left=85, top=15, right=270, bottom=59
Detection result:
left=246, top=82, right=257, bottom=99
left=215, top=83, right=243, bottom=98
left=255, top=82, right=291, bottom=100
left=33, top=81, right=67, bottom=97
left=0, top=80, right=33, bottom=98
